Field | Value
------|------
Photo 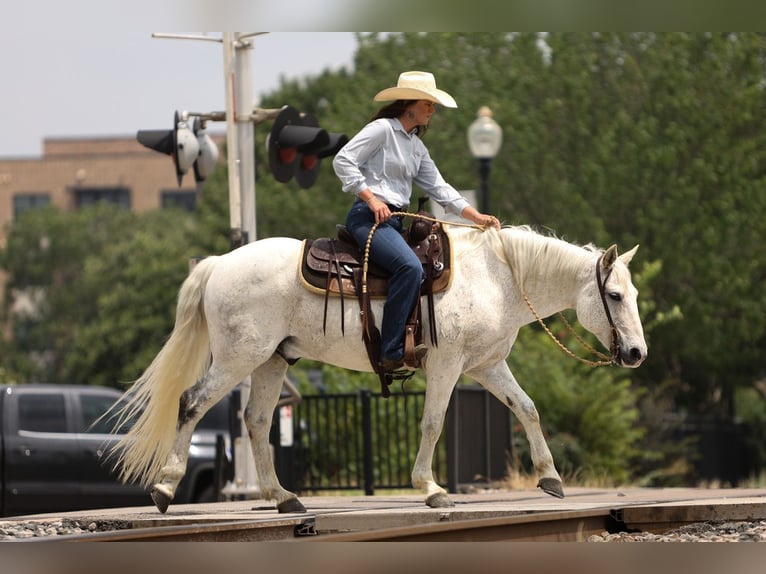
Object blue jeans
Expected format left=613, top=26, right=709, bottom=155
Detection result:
left=346, top=200, right=423, bottom=362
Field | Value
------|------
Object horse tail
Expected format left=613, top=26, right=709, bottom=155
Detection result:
left=109, top=255, right=220, bottom=487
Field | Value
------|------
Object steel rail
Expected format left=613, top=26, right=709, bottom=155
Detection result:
left=303, top=508, right=615, bottom=542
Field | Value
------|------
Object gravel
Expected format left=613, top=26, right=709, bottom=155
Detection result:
left=0, top=519, right=131, bottom=540
left=587, top=520, right=766, bottom=542
left=1, top=517, right=766, bottom=541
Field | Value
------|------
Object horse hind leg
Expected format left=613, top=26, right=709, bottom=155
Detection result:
left=151, top=365, right=246, bottom=513
left=244, top=354, right=306, bottom=514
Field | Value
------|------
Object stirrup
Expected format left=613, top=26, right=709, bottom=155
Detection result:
left=404, top=345, right=428, bottom=370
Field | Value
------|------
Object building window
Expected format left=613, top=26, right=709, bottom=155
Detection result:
left=161, top=190, right=196, bottom=212
left=13, top=193, right=50, bottom=220
left=74, top=186, right=131, bottom=209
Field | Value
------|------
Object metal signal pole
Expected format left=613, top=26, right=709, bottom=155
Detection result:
left=223, top=32, right=257, bottom=247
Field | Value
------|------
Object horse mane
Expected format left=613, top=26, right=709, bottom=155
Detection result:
left=461, top=224, right=601, bottom=293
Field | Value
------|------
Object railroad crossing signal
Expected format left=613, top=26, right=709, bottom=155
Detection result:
left=267, top=106, right=348, bottom=189
left=137, top=111, right=219, bottom=186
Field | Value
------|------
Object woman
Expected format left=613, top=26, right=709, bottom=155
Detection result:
left=332, top=70, right=501, bottom=374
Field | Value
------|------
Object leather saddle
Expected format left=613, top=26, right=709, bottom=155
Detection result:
left=301, top=223, right=451, bottom=299
left=299, top=204, right=452, bottom=397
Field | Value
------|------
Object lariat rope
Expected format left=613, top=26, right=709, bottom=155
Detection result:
left=522, top=295, right=615, bottom=367
left=361, top=213, right=616, bottom=368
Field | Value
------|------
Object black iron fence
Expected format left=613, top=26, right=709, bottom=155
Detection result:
left=272, top=386, right=514, bottom=495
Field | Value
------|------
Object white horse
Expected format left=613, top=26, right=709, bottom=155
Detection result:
left=109, top=224, right=646, bottom=513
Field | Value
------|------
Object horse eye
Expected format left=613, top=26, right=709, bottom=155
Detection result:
left=608, top=292, right=623, bottom=302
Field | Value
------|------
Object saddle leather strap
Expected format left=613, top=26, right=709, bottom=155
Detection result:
left=425, top=230, right=439, bottom=347
left=330, top=239, right=345, bottom=336
left=322, top=244, right=332, bottom=335
left=403, top=298, right=421, bottom=369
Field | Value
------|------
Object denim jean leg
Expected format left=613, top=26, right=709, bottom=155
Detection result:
left=378, top=236, right=422, bottom=360
left=346, top=203, right=423, bottom=362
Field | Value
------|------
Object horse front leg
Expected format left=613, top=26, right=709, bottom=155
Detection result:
left=412, top=367, right=460, bottom=508
left=466, top=361, right=564, bottom=499
left=245, top=355, right=306, bottom=513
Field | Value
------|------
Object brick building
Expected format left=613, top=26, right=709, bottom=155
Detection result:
left=0, top=135, right=215, bottom=243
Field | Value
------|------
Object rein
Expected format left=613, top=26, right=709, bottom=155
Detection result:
left=522, top=253, right=620, bottom=368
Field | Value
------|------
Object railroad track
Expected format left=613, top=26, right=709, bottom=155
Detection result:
left=10, top=497, right=766, bottom=542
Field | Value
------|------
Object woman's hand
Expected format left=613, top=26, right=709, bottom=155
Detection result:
left=366, top=196, right=393, bottom=224
left=477, top=213, right=501, bottom=230
left=461, top=206, right=501, bottom=230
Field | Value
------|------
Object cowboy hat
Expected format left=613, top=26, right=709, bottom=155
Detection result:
left=374, top=71, right=457, bottom=108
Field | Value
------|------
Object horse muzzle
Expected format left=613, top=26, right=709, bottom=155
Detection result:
left=617, top=344, right=646, bottom=368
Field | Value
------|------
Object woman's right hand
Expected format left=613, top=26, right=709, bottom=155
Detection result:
left=366, top=196, right=392, bottom=224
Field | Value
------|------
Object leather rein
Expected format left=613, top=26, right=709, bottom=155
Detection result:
left=523, top=253, right=621, bottom=367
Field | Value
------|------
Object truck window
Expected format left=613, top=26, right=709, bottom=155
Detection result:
left=18, top=394, right=68, bottom=433
left=79, top=394, right=120, bottom=434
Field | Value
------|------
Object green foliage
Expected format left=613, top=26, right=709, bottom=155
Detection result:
left=1, top=204, right=197, bottom=385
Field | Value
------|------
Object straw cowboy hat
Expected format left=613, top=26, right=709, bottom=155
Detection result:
left=374, top=71, right=458, bottom=108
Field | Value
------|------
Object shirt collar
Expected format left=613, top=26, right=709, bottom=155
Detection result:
left=390, top=117, right=417, bottom=137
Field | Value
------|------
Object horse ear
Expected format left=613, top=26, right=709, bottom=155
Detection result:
left=619, top=245, right=639, bottom=267
left=602, top=244, right=618, bottom=270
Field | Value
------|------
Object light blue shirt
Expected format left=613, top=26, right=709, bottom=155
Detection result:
left=332, top=118, right=470, bottom=216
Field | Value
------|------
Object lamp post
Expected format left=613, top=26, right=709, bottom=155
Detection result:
left=467, top=106, right=503, bottom=214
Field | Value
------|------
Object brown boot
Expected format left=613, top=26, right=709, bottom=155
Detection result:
left=404, top=345, right=428, bottom=370
left=379, top=357, right=406, bottom=373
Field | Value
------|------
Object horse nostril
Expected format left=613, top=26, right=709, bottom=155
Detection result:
left=629, top=347, right=643, bottom=363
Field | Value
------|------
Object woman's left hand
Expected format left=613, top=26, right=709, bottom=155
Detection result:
left=477, top=214, right=501, bottom=230
left=461, top=206, right=501, bottom=230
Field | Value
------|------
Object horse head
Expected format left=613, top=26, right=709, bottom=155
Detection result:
left=575, top=244, right=647, bottom=368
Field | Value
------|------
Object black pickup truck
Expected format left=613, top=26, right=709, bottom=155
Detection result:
left=0, top=384, right=232, bottom=517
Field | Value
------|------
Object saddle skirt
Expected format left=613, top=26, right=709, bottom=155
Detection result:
left=299, top=222, right=452, bottom=298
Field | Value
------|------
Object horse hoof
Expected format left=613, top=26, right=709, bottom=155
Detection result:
left=425, top=492, right=455, bottom=508
left=277, top=497, right=307, bottom=514
left=150, top=486, right=172, bottom=513
left=537, top=478, right=565, bottom=499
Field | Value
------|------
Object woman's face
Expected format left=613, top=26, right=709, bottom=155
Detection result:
left=408, top=100, right=436, bottom=125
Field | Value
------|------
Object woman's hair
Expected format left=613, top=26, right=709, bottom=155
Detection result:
left=371, top=100, right=429, bottom=137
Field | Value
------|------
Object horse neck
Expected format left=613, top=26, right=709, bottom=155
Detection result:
left=501, top=228, right=592, bottom=317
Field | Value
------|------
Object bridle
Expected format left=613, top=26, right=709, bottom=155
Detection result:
left=594, top=253, right=622, bottom=364
left=523, top=253, right=621, bottom=367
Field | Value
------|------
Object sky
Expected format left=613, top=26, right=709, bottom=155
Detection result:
left=1, top=29, right=358, bottom=158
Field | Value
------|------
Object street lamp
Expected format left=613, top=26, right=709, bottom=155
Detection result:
left=467, top=106, right=503, bottom=213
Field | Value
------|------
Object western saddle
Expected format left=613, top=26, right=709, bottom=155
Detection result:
left=300, top=200, right=452, bottom=397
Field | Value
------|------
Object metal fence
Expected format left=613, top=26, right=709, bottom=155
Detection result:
left=273, top=386, right=513, bottom=495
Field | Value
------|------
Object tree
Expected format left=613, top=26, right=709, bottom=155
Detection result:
left=0, top=204, right=197, bottom=385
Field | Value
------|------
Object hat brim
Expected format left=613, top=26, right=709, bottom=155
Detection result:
left=374, top=87, right=457, bottom=108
